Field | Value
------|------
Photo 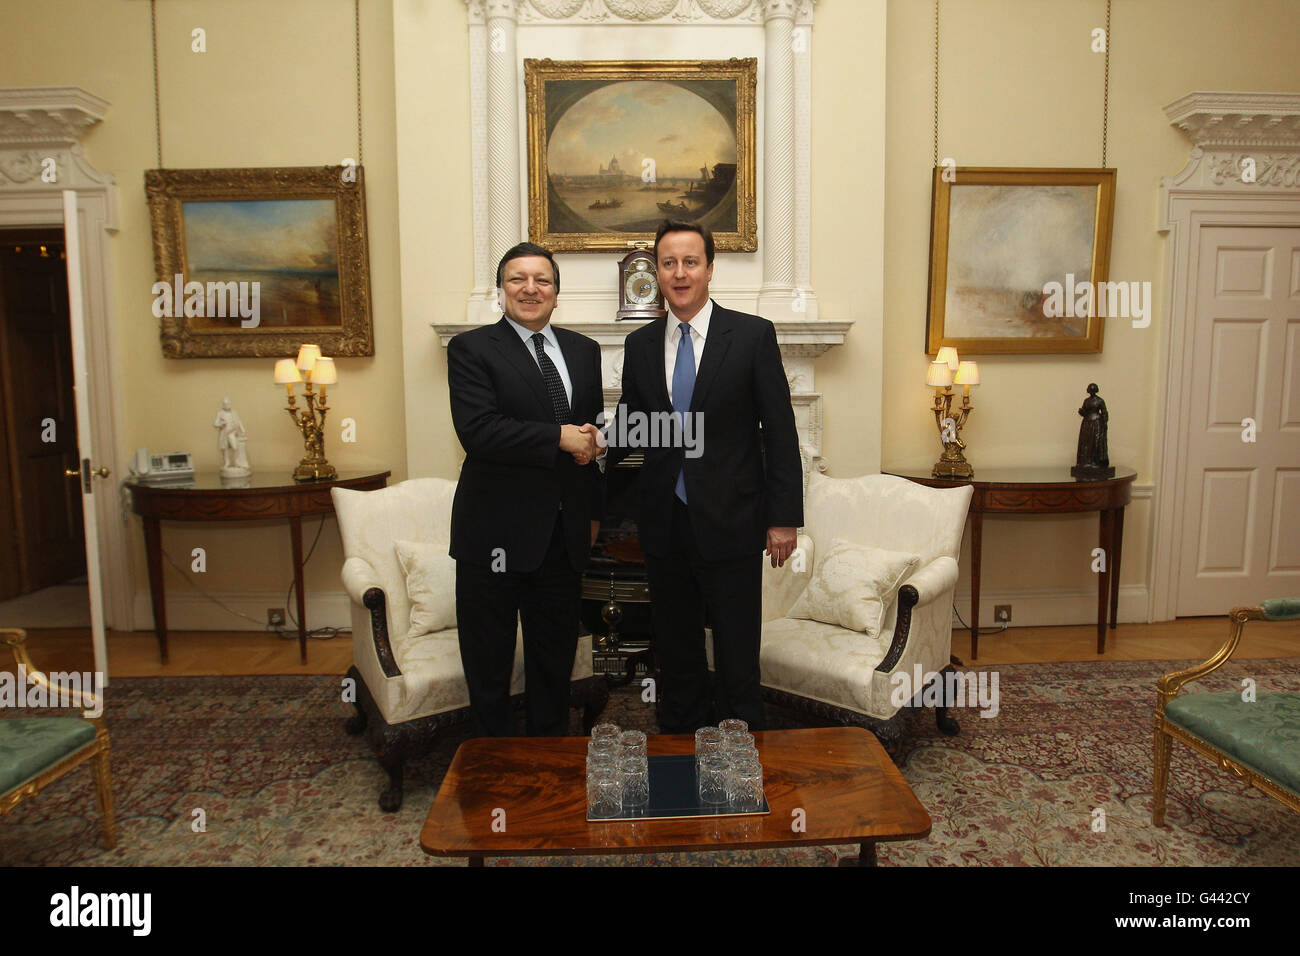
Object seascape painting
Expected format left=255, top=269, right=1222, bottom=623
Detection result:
left=145, top=165, right=373, bottom=358
left=526, top=60, right=757, bottom=252
left=926, top=168, right=1115, bottom=355
left=182, top=199, right=341, bottom=330
left=546, top=81, right=738, bottom=235
left=944, top=185, right=1096, bottom=340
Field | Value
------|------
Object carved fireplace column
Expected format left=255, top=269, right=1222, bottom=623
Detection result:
left=757, top=0, right=797, bottom=320
left=482, top=0, right=522, bottom=318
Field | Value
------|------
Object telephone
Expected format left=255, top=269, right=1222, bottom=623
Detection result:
left=132, top=447, right=195, bottom=482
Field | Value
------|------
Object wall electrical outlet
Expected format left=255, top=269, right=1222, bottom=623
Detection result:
left=994, top=605, right=1012, bottom=623
left=267, top=608, right=286, bottom=627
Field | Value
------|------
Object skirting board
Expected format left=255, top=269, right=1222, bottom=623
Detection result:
left=132, top=589, right=353, bottom=634
left=952, top=584, right=1149, bottom=629
left=132, top=584, right=1149, bottom=633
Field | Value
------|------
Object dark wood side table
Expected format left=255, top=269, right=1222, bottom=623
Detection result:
left=124, top=469, right=390, bottom=664
left=883, top=465, right=1137, bottom=658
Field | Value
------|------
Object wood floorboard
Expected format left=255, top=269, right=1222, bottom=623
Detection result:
left=1, top=616, right=1295, bottom=678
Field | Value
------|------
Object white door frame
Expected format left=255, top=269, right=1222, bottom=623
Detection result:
left=1151, top=92, right=1300, bottom=621
left=0, top=87, right=134, bottom=632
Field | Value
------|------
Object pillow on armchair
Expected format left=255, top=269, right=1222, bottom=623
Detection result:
left=394, top=539, right=456, bottom=639
left=787, top=538, right=920, bottom=639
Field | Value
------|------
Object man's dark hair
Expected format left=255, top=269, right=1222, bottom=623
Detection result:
left=654, top=219, right=714, bottom=265
left=496, top=241, right=560, bottom=293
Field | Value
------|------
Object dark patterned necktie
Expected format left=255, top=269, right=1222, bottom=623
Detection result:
left=531, top=332, right=572, bottom=424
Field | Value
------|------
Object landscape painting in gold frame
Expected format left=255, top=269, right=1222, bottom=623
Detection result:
left=145, top=166, right=374, bottom=358
left=525, top=58, right=757, bottom=253
left=925, top=167, right=1116, bottom=355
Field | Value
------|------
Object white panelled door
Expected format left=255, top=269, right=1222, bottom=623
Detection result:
left=1177, top=225, right=1300, bottom=615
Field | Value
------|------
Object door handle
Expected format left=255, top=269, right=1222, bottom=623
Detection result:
left=92, top=466, right=110, bottom=479
left=64, top=468, right=80, bottom=478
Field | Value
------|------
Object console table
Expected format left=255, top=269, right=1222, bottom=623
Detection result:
left=884, top=465, right=1137, bottom=658
left=124, top=470, right=390, bottom=663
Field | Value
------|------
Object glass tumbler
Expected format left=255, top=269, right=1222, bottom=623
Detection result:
left=722, top=729, right=755, bottom=755
left=729, top=760, right=764, bottom=813
left=619, top=755, right=650, bottom=809
left=587, top=768, right=622, bottom=819
left=588, top=737, right=620, bottom=762
left=698, top=753, right=729, bottom=806
left=586, top=752, right=618, bottom=777
left=718, top=718, right=749, bottom=734
left=591, top=722, right=621, bottom=742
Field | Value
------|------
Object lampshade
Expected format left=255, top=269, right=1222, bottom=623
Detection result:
left=925, top=361, right=954, bottom=388
left=936, top=346, right=960, bottom=370
left=296, top=344, right=321, bottom=371
left=311, top=356, right=337, bottom=385
left=274, top=358, right=302, bottom=384
left=953, top=361, right=980, bottom=386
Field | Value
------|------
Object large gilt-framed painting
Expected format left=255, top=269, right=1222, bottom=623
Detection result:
left=926, top=168, right=1116, bottom=355
left=525, top=59, right=757, bottom=253
left=145, top=166, right=374, bottom=358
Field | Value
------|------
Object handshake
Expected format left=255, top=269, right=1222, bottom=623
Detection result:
left=559, top=423, right=605, bottom=465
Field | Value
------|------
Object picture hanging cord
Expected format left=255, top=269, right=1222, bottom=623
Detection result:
left=355, top=0, right=363, bottom=167
left=151, top=0, right=162, bottom=168
left=148, top=0, right=365, bottom=169
left=932, top=0, right=940, bottom=169
left=1101, top=0, right=1111, bottom=167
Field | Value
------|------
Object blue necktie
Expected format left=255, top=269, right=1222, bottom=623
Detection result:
left=672, top=322, right=696, bottom=503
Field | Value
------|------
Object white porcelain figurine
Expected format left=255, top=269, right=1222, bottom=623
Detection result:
left=214, top=397, right=251, bottom=478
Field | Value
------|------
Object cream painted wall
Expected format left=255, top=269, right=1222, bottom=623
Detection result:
left=3, top=0, right=1298, bottom=634
left=0, top=0, right=404, bottom=631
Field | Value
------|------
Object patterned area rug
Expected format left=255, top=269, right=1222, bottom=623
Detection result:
left=2, top=659, right=1297, bottom=866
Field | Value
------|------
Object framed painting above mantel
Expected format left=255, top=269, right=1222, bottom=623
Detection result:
left=525, top=58, right=757, bottom=253
left=145, top=166, right=374, bottom=358
left=925, top=167, right=1117, bottom=355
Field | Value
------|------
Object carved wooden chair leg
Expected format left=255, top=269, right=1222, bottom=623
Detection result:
left=935, top=706, right=960, bottom=736
left=1152, top=725, right=1172, bottom=827
left=345, top=699, right=368, bottom=736
left=92, top=743, right=117, bottom=850
left=378, top=753, right=405, bottom=813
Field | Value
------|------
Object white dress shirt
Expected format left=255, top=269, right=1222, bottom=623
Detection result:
left=664, top=298, right=711, bottom=405
left=506, top=315, right=573, bottom=406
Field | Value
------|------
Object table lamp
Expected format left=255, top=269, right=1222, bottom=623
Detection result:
left=275, top=344, right=338, bottom=481
left=927, top=348, right=978, bottom=478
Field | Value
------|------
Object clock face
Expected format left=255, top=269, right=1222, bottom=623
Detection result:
left=624, top=269, right=658, bottom=306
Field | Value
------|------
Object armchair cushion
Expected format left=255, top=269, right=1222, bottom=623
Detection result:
left=760, top=617, right=894, bottom=716
left=0, top=717, right=96, bottom=794
left=1165, top=692, right=1300, bottom=797
left=394, top=539, right=457, bottom=639
left=787, top=538, right=920, bottom=638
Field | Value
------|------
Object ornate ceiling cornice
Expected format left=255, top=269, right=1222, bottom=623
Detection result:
left=0, top=86, right=109, bottom=148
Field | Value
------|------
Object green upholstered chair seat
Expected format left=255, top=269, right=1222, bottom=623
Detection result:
left=1165, top=692, right=1300, bottom=797
left=0, top=717, right=97, bottom=795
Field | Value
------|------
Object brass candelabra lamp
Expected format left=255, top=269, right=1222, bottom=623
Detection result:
left=927, top=347, right=980, bottom=479
left=274, top=345, right=338, bottom=482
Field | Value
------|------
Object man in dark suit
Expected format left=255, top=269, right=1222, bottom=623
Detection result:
left=447, top=242, right=602, bottom=737
left=596, top=220, right=802, bottom=733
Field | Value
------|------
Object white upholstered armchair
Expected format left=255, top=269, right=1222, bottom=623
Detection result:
left=332, top=477, right=607, bottom=811
left=759, top=472, right=973, bottom=752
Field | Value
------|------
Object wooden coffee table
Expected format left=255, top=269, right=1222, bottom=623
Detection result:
left=420, top=726, right=930, bottom=866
